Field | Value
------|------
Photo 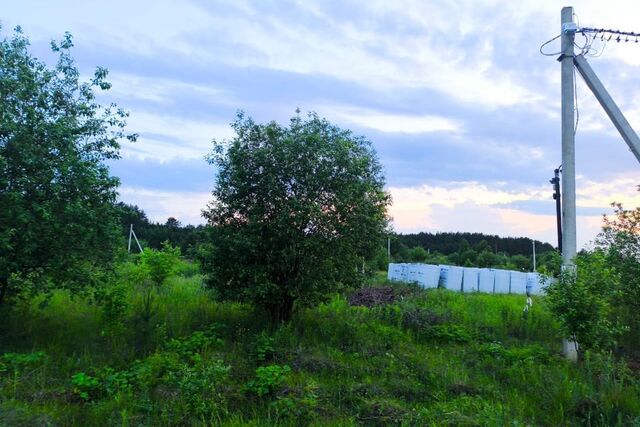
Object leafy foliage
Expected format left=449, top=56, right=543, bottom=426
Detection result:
left=0, top=28, right=135, bottom=304
left=546, top=252, right=627, bottom=354
left=201, top=111, right=390, bottom=322
left=245, top=364, right=291, bottom=397
left=597, top=201, right=640, bottom=324
left=139, top=241, right=182, bottom=285
left=2, top=268, right=640, bottom=425
left=546, top=198, right=640, bottom=354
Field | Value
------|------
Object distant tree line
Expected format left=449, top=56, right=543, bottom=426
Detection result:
left=117, top=202, right=562, bottom=276
left=382, top=232, right=561, bottom=275
left=116, top=203, right=206, bottom=258
left=394, top=232, right=555, bottom=256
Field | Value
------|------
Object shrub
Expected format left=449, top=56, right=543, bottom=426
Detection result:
left=545, top=252, right=627, bottom=354
left=0, top=351, right=46, bottom=376
left=252, top=332, right=276, bottom=364
left=201, top=111, right=391, bottom=323
left=139, top=241, right=182, bottom=286
left=245, top=365, right=291, bottom=397
left=71, top=372, right=100, bottom=401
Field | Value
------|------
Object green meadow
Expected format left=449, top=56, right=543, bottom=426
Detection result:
left=2, top=259, right=639, bottom=426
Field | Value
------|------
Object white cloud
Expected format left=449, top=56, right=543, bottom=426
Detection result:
left=388, top=177, right=639, bottom=248
left=105, top=73, right=229, bottom=105
left=325, top=106, right=462, bottom=134
left=119, top=186, right=210, bottom=225
left=123, top=111, right=235, bottom=161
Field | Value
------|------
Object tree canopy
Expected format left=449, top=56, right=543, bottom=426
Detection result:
left=0, top=28, right=135, bottom=304
left=200, top=111, right=390, bottom=322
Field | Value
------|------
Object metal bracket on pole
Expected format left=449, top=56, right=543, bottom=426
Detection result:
left=573, top=54, right=640, bottom=163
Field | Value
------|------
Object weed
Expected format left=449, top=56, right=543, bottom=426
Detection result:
left=245, top=365, right=291, bottom=397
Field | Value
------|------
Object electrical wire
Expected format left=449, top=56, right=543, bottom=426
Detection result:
left=541, top=26, right=640, bottom=60
left=540, top=34, right=562, bottom=56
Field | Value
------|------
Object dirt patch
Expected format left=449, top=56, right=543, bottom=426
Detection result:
left=348, top=287, right=397, bottom=307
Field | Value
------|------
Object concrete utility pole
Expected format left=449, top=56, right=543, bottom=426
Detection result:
left=560, top=7, right=579, bottom=362
left=574, top=54, right=640, bottom=163
left=560, top=7, right=577, bottom=269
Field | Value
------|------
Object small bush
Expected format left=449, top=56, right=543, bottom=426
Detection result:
left=420, top=324, right=472, bottom=344
left=0, top=351, right=46, bottom=375
left=139, top=242, right=181, bottom=286
left=71, top=372, right=100, bottom=401
left=252, top=332, right=276, bottom=364
left=245, top=365, right=291, bottom=397
left=545, top=252, right=627, bottom=354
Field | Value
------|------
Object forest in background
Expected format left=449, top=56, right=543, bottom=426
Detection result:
left=119, top=202, right=561, bottom=276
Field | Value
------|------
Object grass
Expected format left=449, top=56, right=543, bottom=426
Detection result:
left=1, top=264, right=639, bottom=426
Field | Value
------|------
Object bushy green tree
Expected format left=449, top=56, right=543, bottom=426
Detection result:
left=407, top=246, right=428, bottom=262
left=139, top=242, right=182, bottom=285
left=545, top=252, right=626, bottom=355
left=0, top=28, right=135, bottom=304
left=597, top=201, right=640, bottom=319
left=201, top=111, right=390, bottom=322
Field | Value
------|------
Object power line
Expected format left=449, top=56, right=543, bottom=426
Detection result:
left=580, top=27, right=640, bottom=42
left=541, top=26, right=640, bottom=59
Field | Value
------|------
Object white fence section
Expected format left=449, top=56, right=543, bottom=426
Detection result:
left=387, top=263, right=553, bottom=295
left=423, top=264, right=441, bottom=288
left=526, top=272, right=548, bottom=295
left=478, top=268, right=495, bottom=293
left=462, top=267, right=479, bottom=293
left=493, top=269, right=511, bottom=293
left=510, top=271, right=527, bottom=294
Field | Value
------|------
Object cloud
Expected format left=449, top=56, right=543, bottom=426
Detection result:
left=325, top=106, right=463, bottom=134
left=388, top=177, right=639, bottom=248
left=6, top=0, right=640, bottom=243
left=105, top=73, right=229, bottom=105
left=118, top=187, right=210, bottom=225
left=123, top=111, right=235, bottom=161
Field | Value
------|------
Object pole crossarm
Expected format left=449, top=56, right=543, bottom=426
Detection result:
left=574, top=54, right=640, bottom=163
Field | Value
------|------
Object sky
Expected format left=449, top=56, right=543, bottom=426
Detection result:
left=4, top=0, right=640, bottom=248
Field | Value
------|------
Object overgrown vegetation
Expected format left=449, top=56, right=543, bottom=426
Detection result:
left=2, top=255, right=639, bottom=426
left=546, top=200, right=640, bottom=358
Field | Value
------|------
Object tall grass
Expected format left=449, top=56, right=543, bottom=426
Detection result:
left=1, top=264, right=639, bottom=426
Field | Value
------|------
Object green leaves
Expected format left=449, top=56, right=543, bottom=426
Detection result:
left=202, top=111, right=390, bottom=322
left=545, top=252, right=627, bottom=353
left=245, top=364, right=291, bottom=397
left=0, top=28, right=134, bottom=304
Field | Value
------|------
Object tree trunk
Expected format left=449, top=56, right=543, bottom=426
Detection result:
left=268, top=295, right=295, bottom=325
left=0, top=278, right=7, bottom=306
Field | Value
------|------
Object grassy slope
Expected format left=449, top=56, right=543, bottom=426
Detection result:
left=1, top=268, right=639, bottom=426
